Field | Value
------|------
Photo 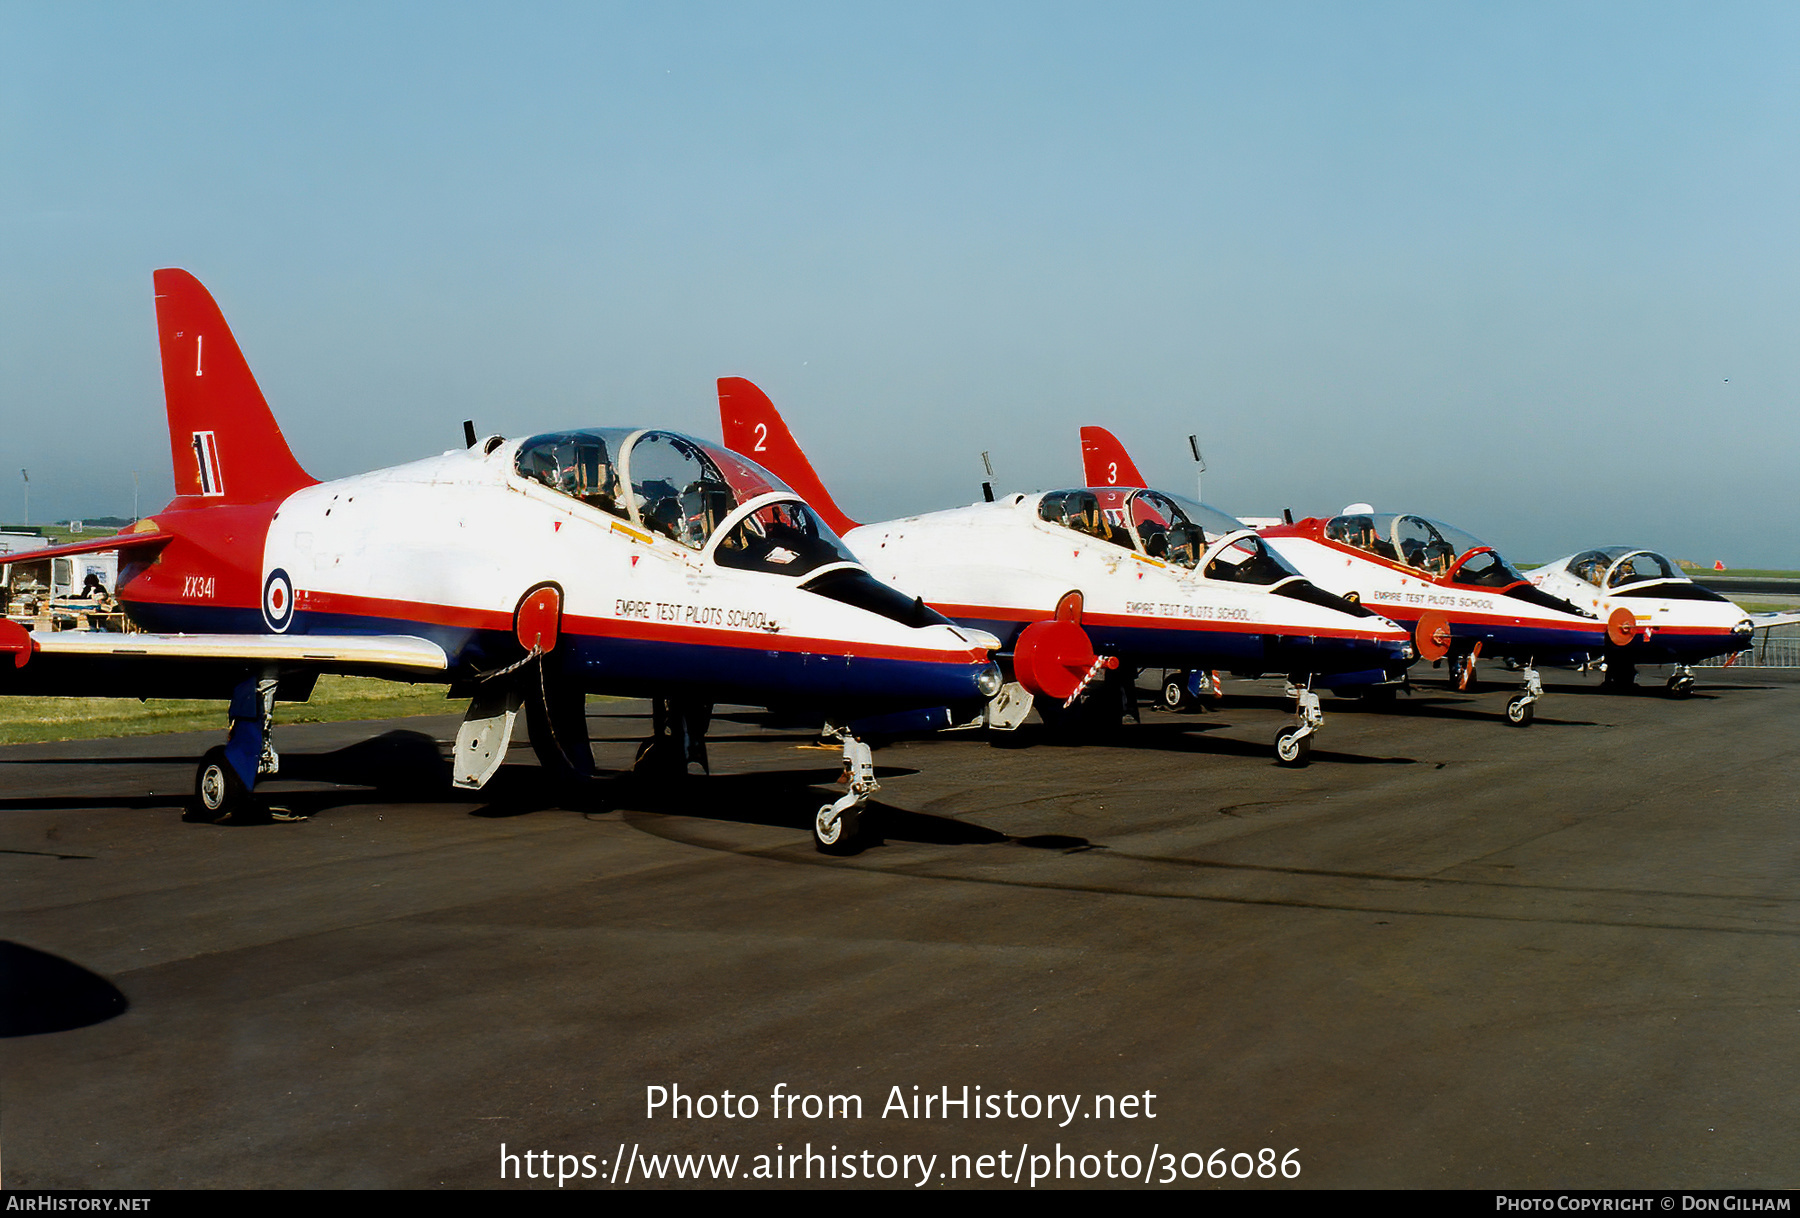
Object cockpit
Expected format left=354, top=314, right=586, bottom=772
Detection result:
left=1566, top=548, right=1727, bottom=602
left=513, top=428, right=857, bottom=577
left=1325, top=512, right=1529, bottom=589
left=1034, top=487, right=1344, bottom=600
left=1324, top=510, right=1596, bottom=616
left=1037, top=487, right=1255, bottom=569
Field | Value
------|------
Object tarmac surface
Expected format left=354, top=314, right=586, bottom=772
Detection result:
left=3, top=668, right=1798, bottom=1189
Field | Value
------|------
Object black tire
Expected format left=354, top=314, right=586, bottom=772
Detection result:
left=1274, top=726, right=1311, bottom=766
left=1667, top=674, right=1695, bottom=699
left=1161, top=678, right=1187, bottom=711
left=814, top=803, right=864, bottom=855
left=525, top=669, right=594, bottom=784
left=191, top=746, right=249, bottom=821
left=1505, top=695, right=1534, bottom=726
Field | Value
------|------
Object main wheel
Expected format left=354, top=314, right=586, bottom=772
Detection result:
left=1274, top=726, right=1311, bottom=766
left=526, top=670, right=594, bottom=786
left=1505, top=695, right=1535, bottom=726
left=814, top=803, right=864, bottom=855
left=191, top=746, right=249, bottom=821
left=1161, top=677, right=1188, bottom=711
left=1666, top=673, right=1695, bottom=699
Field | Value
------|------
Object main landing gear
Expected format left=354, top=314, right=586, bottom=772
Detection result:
left=1505, top=664, right=1543, bottom=727
left=632, top=697, right=713, bottom=777
left=1159, top=669, right=1221, bottom=713
left=1275, top=679, right=1324, bottom=766
left=1600, top=659, right=1638, bottom=693
left=189, top=672, right=280, bottom=822
left=814, top=729, right=880, bottom=855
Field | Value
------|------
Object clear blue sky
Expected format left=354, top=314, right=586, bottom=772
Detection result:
left=5, top=2, right=1798, bottom=564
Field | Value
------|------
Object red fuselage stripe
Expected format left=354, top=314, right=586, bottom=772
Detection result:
left=928, top=601, right=1397, bottom=641
left=300, top=591, right=985, bottom=664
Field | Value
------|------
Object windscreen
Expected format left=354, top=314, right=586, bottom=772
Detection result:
left=712, top=498, right=858, bottom=577
left=1204, top=534, right=1303, bottom=585
left=1450, top=548, right=1530, bottom=590
left=1606, top=550, right=1679, bottom=588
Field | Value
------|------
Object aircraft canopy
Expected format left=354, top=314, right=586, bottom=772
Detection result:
left=1035, top=488, right=1300, bottom=585
left=1569, top=548, right=1678, bottom=589
left=1325, top=512, right=1531, bottom=589
left=515, top=429, right=852, bottom=573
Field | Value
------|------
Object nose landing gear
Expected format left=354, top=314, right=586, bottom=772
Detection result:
left=1275, top=680, right=1323, bottom=766
left=815, top=730, right=880, bottom=855
left=1505, top=664, right=1543, bottom=726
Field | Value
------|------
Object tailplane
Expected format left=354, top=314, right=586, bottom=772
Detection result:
left=717, top=377, right=860, bottom=536
left=1079, top=426, right=1149, bottom=489
left=154, top=269, right=315, bottom=505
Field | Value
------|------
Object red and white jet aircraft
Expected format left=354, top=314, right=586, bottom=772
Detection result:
left=1079, top=425, right=1628, bottom=725
left=720, top=379, right=1416, bottom=764
left=0, top=271, right=1000, bottom=852
left=1528, top=549, right=1764, bottom=696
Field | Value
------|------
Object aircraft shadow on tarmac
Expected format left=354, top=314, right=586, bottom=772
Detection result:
left=991, top=717, right=1421, bottom=766
left=1196, top=690, right=1604, bottom=729
left=619, top=792, right=1078, bottom=853
left=0, top=941, right=129, bottom=1038
left=0, top=730, right=457, bottom=821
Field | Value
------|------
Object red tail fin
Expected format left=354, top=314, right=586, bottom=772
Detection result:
left=154, top=269, right=315, bottom=505
left=1080, top=426, right=1148, bottom=489
left=717, top=377, right=860, bottom=536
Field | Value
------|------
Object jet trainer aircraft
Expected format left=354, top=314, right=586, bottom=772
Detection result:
left=719, top=379, right=1415, bottom=764
left=1528, top=549, right=1758, bottom=696
left=0, top=271, right=1000, bottom=853
left=1078, top=426, right=1628, bottom=725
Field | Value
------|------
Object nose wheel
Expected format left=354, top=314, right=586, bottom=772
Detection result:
left=1505, top=665, right=1543, bottom=727
left=1666, top=669, right=1696, bottom=699
left=1275, top=684, right=1323, bottom=766
left=815, top=731, right=880, bottom=854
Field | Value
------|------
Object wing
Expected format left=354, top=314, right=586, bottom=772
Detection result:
left=1747, top=611, right=1800, bottom=630
left=0, top=621, right=447, bottom=699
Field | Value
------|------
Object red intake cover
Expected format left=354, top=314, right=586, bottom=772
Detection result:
left=1414, top=610, right=1453, bottom=662
left=516, top=587, right=562, bottom=653
left=1606, top=607, right=1637, bottom=647
left=1013, top=591, right=1096, bottom=701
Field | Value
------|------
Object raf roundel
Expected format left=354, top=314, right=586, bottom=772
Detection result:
left=262, top=568, right=295, bottom=632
